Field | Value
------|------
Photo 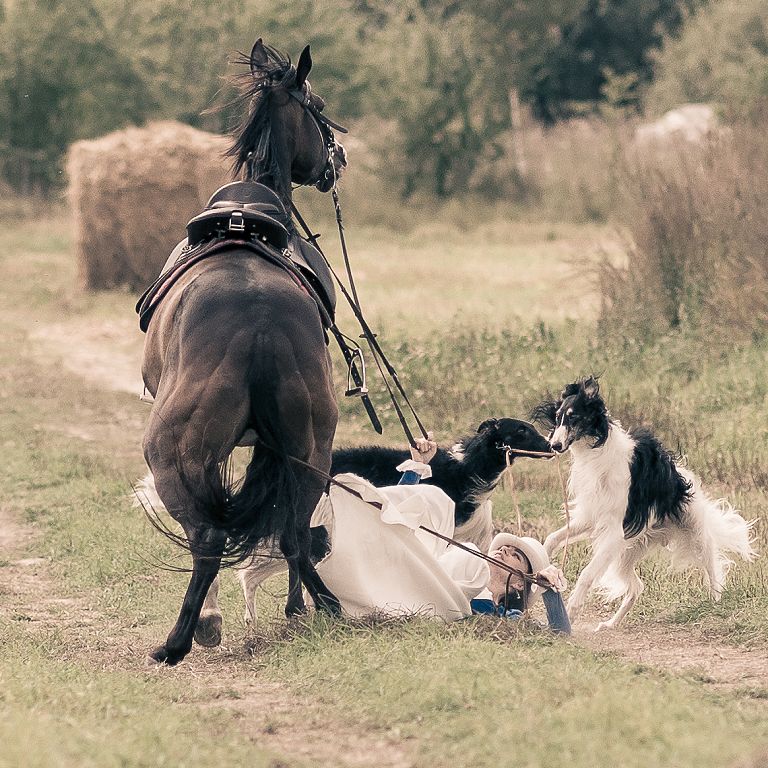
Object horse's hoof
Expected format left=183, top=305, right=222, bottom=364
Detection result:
left=285, top=602, right=307, bottom=618
left=147, top=644, right=188, bottom=666
left=285, top=594, right=307, bottom=618
left=194, top=614, right=222, bottom=647
left=316, top=594, right=341, bottom=616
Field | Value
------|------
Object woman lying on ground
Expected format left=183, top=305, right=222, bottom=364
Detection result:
left=310, top=435, right=570, bottom=634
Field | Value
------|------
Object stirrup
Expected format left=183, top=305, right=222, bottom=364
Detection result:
left=345, top=347, right=368, bottom=397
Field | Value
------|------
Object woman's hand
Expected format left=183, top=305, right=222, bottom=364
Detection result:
left=409, top=432, right=437, bottom=464
left=535, top=565, right=568, bottom=592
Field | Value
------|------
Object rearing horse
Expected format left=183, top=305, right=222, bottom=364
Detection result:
left=141, top=40, right=347, bottom=665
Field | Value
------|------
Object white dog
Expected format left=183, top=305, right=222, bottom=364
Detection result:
left=533, top=376, right=756, bottom=629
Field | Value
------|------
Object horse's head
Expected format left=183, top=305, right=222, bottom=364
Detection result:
left=227, top=39, right=347, bottom=202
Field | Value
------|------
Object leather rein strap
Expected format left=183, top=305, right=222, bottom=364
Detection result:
left=289, top=199, right=429, bottom=448
left=275, top=84, right=428, bottom=447
left=254, top=436, right=546, bottom=591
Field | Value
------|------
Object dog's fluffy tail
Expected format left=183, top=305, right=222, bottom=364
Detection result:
left=672, top=474, right=757, bottom=589
left=596, top=478, right=756, bottom=602
left=133, top=472, right=165, bottom=512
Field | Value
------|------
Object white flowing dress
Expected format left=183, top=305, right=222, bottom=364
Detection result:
left=310, top=474, right=490, bottom=620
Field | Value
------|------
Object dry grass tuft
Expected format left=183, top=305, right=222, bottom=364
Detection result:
left=600, top=123, right=768, bottom=341
left=67, top=121, right=229, bottom=291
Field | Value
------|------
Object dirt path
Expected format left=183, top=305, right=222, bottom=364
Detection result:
left=0, top=498, right=414, bottom=768
left=574, top=613, right=768, bottom=692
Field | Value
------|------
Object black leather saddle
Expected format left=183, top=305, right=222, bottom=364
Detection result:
left=136, top=181, right=336, bottom=332
left=186, top=181, right=291, bottom=248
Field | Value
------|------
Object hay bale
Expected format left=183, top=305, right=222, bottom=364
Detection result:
left=67, top=121, right=230, bottom=291
left=634, top=104, right=720, bottom=148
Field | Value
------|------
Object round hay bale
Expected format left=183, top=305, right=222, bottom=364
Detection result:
left=67, top=121, right=230, bottom=291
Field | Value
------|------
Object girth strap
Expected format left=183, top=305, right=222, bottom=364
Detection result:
left=136, top=238, right=327, bottom=334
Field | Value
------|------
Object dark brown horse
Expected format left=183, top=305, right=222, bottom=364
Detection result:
left=141, top=40, right=347, bottom=665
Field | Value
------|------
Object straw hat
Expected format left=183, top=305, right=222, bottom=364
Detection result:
left=488, top=533, right=551, bottom=606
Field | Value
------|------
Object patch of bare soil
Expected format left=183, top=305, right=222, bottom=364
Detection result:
left=0, top=502, right=95, bottom=628
left=30, top=316, right=145, bottom=396
left=573, top=610, right=768, bottom=693
left=199, top=674, right=415, bottom=768
left=0, top=500, right=415, bottom=768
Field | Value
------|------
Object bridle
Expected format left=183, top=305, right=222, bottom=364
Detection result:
left=243, top=79, right=348, bottom=192
left=287, top=82, right=348, bottom=191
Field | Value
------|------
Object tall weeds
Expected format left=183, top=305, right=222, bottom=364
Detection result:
left=600, top=124, right=768, bottom=341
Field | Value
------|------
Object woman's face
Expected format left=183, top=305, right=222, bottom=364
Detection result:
left=488, top=545, right=532, bottom=606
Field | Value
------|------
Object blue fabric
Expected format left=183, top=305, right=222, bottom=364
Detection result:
left=542, top=590, right=571, bottom=635
left=397, top=470, right=421, bottom=485
left=470, top=599, right=524, bottom=620
left=470, top=593, right=571, bottom=634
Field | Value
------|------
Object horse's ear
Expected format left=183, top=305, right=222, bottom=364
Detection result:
left=477, top=418, right=498, bottom=433
left=583, top=376, right=600, bottom=399
left=250, top=38, right=268, bottom=74
left=296, top=45, right=312, bottom=88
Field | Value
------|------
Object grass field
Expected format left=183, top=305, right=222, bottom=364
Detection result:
left=2, top=207, right=768, bottom=767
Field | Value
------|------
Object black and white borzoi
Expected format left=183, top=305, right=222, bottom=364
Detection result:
left=533, top=376, right=755, bottom=630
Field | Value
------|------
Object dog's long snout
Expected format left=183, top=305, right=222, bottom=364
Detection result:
left=549, top=425, right=569, bottom=453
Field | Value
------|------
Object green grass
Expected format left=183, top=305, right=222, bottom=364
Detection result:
left=2, top=208, right=768, bottom=766
left=253, top=616, right=768, bottom=768
left=0, top=624, right=277, bottom=768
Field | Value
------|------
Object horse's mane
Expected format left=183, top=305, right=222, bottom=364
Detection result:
left=225, top=44, right=298, bottom=184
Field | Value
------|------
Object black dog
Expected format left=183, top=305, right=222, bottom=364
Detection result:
left=331, top=418, right=552, bottom=529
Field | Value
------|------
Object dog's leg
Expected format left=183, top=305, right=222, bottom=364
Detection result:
left=566, top=535, right=624, bottom=622
left=237, top=549, right=290, bottom=626
left=595, top=542, right=649, bottom=631
left=544, top=516, right=592, bottom=557
left=702, top=541, right=726, bottom=602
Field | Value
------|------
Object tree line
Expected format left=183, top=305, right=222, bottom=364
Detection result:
left=0, top=0, right=711, bottom=195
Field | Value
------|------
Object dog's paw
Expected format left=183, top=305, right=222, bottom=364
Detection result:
left=594, top=620, right=615, bottom=632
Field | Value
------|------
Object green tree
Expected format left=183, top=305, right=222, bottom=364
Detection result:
left=496, top=0, right=700, bottom=121
left=645, top=0, right=768, bottom=118
left=0, top=0, right=152, bottom=191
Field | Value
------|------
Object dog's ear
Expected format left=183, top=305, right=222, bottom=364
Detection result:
left=477, top=418, right=498, bottom=433
left=530, top=401, right=557, bottom=429
left=560, top=381, right=580, bottom=399
left=583, top=376, right=600, bottom=399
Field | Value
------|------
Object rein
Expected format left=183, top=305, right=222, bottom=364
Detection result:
left=289, top=195, right=430, bottom=449
left=255, top=437, right=559, bottom=592
left=270, top=85, right=429, bottom=449
left=500, top=446, right=572, bottom=572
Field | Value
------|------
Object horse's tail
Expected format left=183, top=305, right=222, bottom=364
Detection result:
left=206, top=332, right=329, bottom=567
left=201, top=397, right=303, bottom=568
left=139, top=444, right=298, bottom=569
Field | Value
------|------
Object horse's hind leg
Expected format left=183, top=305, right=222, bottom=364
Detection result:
left=272, top=360, right=340, bottom=618
left=144, top=427, right=231, bottom=664
left=150, top=520, right=227, bottom=665
left=280, top=487, right=340, bottom=617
